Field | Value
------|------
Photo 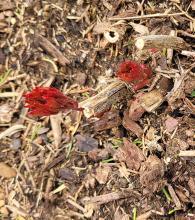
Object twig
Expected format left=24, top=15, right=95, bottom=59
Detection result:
left=135, top=35, right=189, bottom=50
left=87, top=190, right=140, bottom=205
left=179, top=150, right=195, bottom=157
left=177, top=30, right=195, bottom=39
left=108, top=12, right=185, bottom=21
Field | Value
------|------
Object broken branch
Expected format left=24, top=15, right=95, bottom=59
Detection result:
left=79, top=80, right=133, bottom=118
left=135, top=35, right=189, bottom=50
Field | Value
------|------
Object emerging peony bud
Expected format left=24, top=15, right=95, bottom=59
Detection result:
left=23, top=87, right=82, bottom=116
left=116, top=60, right=152, bottom=91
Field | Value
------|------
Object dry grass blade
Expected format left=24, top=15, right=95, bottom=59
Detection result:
left=0, top=124, right=26, bottom=139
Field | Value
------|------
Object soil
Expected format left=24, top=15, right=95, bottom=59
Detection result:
left=0, top=0, right=195, bottom=220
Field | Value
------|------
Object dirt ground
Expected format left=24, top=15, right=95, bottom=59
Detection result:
left=0, top=0, right=195, bottom=219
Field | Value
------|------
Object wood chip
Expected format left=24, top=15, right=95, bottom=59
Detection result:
left=50, top=113, right=62, bottom=148
left=86, top=190, right=140, bottom=205
left=114, top=138, right=145, bottom=170
left=122, top=111, right=143, bottom=137
left=140, top=89, right=164, bottom=112
left=93, top=110, right=122, bottom=131
left=167, top=184, right=182, bottom=208
left=140, top=155, right=165, bottom=192
left=0, top=162, right=16, bottom=178
left=35, top=34, right=70, bottom=66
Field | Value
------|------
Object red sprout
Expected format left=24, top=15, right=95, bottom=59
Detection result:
left=116, top=60, right=152, bottom=90
left=23, top=87, right=82, bottom=116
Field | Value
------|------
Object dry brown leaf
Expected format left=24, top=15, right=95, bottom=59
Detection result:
left=114, top=138, right=145, bottom=171
left=0, top=162, right=16, bottom=178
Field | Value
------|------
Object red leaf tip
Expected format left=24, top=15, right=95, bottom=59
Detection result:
left=23, top=87, right=82, bottom=117
left=116, top=60, right=152, bottom=90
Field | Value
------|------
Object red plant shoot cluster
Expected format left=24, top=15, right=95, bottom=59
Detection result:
left=116, top=60, right=152, bottom=91
left=23, top=87, right=82, bottom=116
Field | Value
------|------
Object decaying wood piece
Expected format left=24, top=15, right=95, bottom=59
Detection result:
left=86, top=190, right=140, bottom=205
left=79, top=80, right=133, bottom=118
left=135, top=35, right=189, bottom=50
left=35, top=34, right=70, bottom=65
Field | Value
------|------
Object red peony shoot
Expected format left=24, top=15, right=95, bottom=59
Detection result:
left=116, top=60, right=152, bottom=90
left=23, top=87, right=82, bottom=116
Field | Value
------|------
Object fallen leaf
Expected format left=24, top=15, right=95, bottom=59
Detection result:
left=122, top=111, right=143, bottom=137
left=0, top=162, right=16, bottom=178
left=75, top=134, right=98, bottom=152
left=140, top=155, right=165, bottom=192
left=94, top=165, right=111, bottom=184
left=165, top=116, right=178, bottom=132
left=114, top=138, right=145, bottom=170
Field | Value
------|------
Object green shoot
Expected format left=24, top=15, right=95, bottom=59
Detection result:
left=168, top=208, right=177, bottom=215
left=31, top=123, right=42, bottom=141
left=66, top=141, right=73, bottom=158
left=162, top=187, right=172, bottom=203
left=133, top=207, right=137, bottom=220
left=102, top=158, right=115, bottom=163
left=133, top=138, right=142, bottom=146
left=191, top=90, right=195, bottom=97
left=0, top=69, right=12, bottom=87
